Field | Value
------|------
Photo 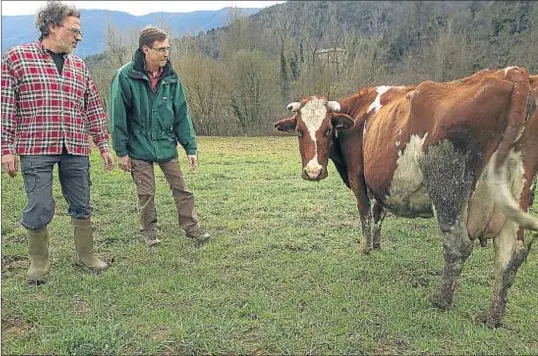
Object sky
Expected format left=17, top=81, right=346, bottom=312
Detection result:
left=1, top=1, right=286, bottom=16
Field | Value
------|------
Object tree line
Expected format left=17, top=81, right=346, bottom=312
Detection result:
left=85, top=1, right=538, bottom=136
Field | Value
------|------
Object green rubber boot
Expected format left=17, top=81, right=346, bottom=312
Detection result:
left=26, top=226, right=50, bottom=284
left=72, top=218, right=108, bottom=272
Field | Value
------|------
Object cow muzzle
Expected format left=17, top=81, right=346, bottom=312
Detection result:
left=302, top=162, right=324, bottom=180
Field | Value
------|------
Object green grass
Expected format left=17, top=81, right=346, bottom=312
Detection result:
left=2, top=136, right=538, bottom=355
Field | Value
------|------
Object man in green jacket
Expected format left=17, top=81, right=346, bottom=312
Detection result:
left=109, top=26, right=210, bottom=248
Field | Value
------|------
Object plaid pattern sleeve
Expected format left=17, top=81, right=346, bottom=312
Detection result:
left=84, top=65, right=109, bottom=153
left=0, top=40, right=109, bottom=157
left=1, top=52, right=17, bottom=155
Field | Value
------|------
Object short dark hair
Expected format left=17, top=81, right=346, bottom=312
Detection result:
left=139, top=26, right=168, bottom=49
left=36, top=1, right=80, bottom=41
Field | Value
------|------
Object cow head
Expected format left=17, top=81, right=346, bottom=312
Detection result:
left=274, top=96, right=354, bottom=181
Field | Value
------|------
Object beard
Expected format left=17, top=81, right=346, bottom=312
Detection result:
left=56, top=39, right=74, bottom=54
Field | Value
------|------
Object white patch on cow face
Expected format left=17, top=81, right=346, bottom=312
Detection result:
left=305, top=154, right=323, bottom=179
left=385, top=133, right=432, bottom=215
left=504, top=66, right=518, bottom=76
left=299, top=98, right=328, bottom=170
left=300, top=97, right=328, bottom=142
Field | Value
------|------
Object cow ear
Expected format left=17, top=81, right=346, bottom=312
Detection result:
left=332, top=113, right=354, bottom=131
left=274, top=116, right=297, bottom=133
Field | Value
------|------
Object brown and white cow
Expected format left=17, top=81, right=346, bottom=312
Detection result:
left=275, top=68, right=538, bottom=327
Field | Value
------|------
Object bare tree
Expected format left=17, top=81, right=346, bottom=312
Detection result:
left=220, top=8, right=253, bottom=59
left=104, top=18, right=129, bottom=67
left=173, top=51, right=231, bottom=136
left=225, top=50, right=280, bottom=135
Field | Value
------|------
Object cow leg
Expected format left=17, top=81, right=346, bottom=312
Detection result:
left=372, top=201, right=386, bottom=249
left=358, top=204, right=373, bottom=253
left=429, top=204, right=474, bottom=310
left=421, top=140, right=477, bottom=309
left=479, top=223, right=531, bottom=328
left=350, top=175, right=373, bottom=254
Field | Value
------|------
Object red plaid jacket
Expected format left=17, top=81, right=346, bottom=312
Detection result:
left=1, top=40, right=109, bottom=156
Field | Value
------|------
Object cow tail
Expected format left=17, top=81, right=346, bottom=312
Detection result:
left=490, top=67, right=538, bottom=231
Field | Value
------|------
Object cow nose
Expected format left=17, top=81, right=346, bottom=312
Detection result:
left=306, top=170, right=321, bottom=179
left=304, top=166, right=323, bottom=180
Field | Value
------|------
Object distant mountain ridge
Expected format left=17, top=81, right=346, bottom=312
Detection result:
left=1, top=8, right=260, bottom=58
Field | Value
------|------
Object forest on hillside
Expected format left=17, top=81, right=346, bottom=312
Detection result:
left=85, top=0, right=538, bottom=136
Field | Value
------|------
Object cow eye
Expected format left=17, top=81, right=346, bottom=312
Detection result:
left=297, top=131, right=304, bottom=138
left=324, top=128, right=332, bottom=137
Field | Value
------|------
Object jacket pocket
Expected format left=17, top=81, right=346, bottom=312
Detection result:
left=154, top=85, right=175, bottom=133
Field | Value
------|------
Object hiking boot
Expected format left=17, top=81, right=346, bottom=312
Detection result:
left=186, top=228, right=211, bottom=245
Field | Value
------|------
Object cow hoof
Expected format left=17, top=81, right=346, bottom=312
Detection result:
left=478, top=310, right=502, bottom=328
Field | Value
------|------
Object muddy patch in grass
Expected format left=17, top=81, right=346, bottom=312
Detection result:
left=398, top=267, right=441, bottom=288
left=1, top=255, right=28, bottom=278
left=1, top=312, right=34, bottom=339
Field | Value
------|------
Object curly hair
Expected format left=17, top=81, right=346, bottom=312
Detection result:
left=35, top=1, right=80, bottom=40
left=139, top=26, right=168, bottom=49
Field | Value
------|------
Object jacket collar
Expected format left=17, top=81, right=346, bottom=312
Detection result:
left=129, top=48, right=176, bottom=81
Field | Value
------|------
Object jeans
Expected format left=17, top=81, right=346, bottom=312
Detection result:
left=20, top=155, right=91, bottom=230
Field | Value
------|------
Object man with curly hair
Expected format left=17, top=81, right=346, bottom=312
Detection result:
left=1, top=1, right=114, bottom=283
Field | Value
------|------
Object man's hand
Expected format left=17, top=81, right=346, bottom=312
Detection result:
left=118, top=155, right=131, bottom=172
left=101, top=152, right=114, bottom=172
left=187, top=154, right=198, bottom=170
left=1, top=154, right=18, bottom=178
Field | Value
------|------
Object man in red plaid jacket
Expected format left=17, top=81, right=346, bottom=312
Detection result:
left=1, top=1, right=114, bottom=284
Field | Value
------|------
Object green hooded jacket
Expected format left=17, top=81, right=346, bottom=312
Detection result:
left=108, top=49, right=197, bottom=162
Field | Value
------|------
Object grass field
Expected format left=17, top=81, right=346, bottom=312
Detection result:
left=2, top=136, right=538, bottom=355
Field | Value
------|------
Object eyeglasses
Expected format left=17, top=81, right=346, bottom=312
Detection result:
left=149, top=46, right=171, bottom=53
left=60, top=25, right=83, bottom=37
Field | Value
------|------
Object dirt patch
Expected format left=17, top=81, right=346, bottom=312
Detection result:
left=1, top=255, right=29, bottom=278
left=397, top=265, right=441, bottom=288
left=150, top=326, right=172, bottom=342
left=1, top=312, right=33, bottom=340
left=375, top=336, right=416, bottom=355
left=98, top=251, right=116, bottom=265
left=72, top=298, right=90, bottom=315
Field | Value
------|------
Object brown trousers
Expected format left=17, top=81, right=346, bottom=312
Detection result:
left=130, top=158, right=200, bottom=238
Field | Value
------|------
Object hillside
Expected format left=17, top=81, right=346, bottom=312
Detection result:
left=4, top=1, right=536, bottom=137
left=190, top=0, right=537, bottom=71
left=1, top=7, right=260, bottom=57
